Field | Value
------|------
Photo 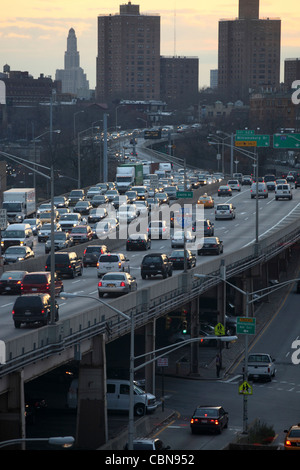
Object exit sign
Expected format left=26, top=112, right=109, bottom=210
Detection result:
left=176, top=191, right=193, bottom=199
left=236, top=317, right=256, bottom=335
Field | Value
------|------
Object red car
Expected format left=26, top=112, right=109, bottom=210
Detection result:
left=21, top=272, right=64, bottom=297
left=70, top=225, right=93, bottom=244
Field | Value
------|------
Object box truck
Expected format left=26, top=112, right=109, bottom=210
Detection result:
left=2, top=188, right=36, bottom=223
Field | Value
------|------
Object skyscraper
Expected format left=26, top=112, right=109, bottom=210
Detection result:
left=96, top=2, right=160, bottom=103
left=218, top=0, right=281, bottom=103
left=56, top=28, right=90, bottom=99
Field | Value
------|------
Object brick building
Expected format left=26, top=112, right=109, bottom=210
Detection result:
left=218, top=0, right=281, bottom=103
left=96, top=2, right=160, bottom=103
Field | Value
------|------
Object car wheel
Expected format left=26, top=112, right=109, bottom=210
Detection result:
left=141, top=273, right=146, bottom=280
left=162, top=270, right=167, bottom=279
left=169, top=269, right=172, bottom=277
left=14, top=321, right=21, bottom=328
left=134, top=403, right=145, bottom=416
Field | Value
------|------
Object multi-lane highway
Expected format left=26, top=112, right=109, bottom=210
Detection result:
left=1, top=168, right=300, bottom=342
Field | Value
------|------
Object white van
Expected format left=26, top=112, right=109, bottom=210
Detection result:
left=233, top=172, right=243, bottom=183
left=1, top=223, right=34, bottom=251
left=250, top=182, right=268, bottom=199
left=275, top=183, right=293, bottom=200
left=67, top=378, right=157, bottom=416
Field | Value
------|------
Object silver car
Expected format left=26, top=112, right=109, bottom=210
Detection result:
left=171, top=230, right=195, bottom=248
left=215, top=203, right=236, bottom=220
left=98, top=272, right=137, bottom=297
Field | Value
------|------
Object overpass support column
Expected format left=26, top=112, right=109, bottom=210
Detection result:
left=76, top=334, right=107, bottom=449
left=190, top=297, right=200, bottom=375
left=144, top=319, right=156, bottom=395
left=0, top=370, right=25, bottom=444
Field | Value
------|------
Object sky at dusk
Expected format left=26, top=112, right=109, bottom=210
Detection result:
left=1, top=0, right=299, bottom=90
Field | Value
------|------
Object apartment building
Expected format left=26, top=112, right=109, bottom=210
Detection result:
left=96, top=2, right=160, bottom=103
left=218, top=0, right=281, bottom=103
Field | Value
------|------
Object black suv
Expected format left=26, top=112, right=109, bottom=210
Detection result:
left=141, top=253, right=173, bottom=279
left=45, top=251, right=83, bottom=278
left=295, top=176, right=300, bottom=189
left=83, top=245, right=108, bottom=267
left=12, top=293, right=59, bottom=328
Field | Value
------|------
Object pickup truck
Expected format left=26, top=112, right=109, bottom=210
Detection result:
left=246, top=353, right=276, bottom=382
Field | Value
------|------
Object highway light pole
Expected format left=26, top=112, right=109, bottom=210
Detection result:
left=0, top=436, right=74, bottom=449
left=1, top=126, right=60, bottom=325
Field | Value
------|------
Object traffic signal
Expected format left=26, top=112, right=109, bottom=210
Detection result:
left=165, top=316, right=172, bottom=330
left=182, top=320, right=188, bottom=334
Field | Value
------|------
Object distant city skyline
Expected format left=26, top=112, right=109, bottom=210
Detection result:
left=1, top=1, right=300, bottom=91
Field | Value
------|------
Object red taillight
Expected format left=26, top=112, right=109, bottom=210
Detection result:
left=41, top=309, right=45, bottom=315
left=45, top=265, right=48, bottom=270
left=120, top=282, right=126, bottom=287
left=214, top=420, right=219, bottom=426
left=83, top=249, right=87, bottom=255
left=98, top=281, right=102, bottom=287
left=285, top=439, right=292, bottom=446
left=118, top=262, right=121, bottom=268
left=12, top=309, right=15, bottom=315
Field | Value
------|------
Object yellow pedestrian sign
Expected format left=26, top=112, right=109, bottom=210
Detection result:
left=239, top=381, right=253, bottom=395
left=214, top=323, right=225, bottom=336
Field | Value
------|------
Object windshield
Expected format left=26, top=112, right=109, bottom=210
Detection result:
left=1, top=272, right=25, bottom=280
left=2, top=230, right=25, bottom=238
left=102, top=274, right=125, bottom=280
left=99, top=255, right=119, bottom=262
left=143, top=256, right=161, bottom=264
left=60, top=214, right=78, bottom=220
left=2, top=202, right=22, bottom=211
left=54, top=233, right=66, bottom=239
left=5, top=247, right=25, bottom=253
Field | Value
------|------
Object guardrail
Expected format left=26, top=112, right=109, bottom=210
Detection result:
left=1, top=205, right=300, bottom=379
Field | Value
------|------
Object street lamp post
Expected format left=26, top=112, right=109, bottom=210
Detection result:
left=0, top=436, right=75, bottom=449
left=2, top=127, right=60, bottom=324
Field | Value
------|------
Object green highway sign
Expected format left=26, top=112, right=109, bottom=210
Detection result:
left=236, top=317, right=256, bottom=335
left=235, top=134, right=270, bottom=147
left=176, top=191, right=193, bottom=199
left=273, top=133, right=300, bottom=149
left=236, top=130, right=255, bottom=136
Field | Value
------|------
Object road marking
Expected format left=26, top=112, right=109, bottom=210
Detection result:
left=1, top=303, right=13, bottom=308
